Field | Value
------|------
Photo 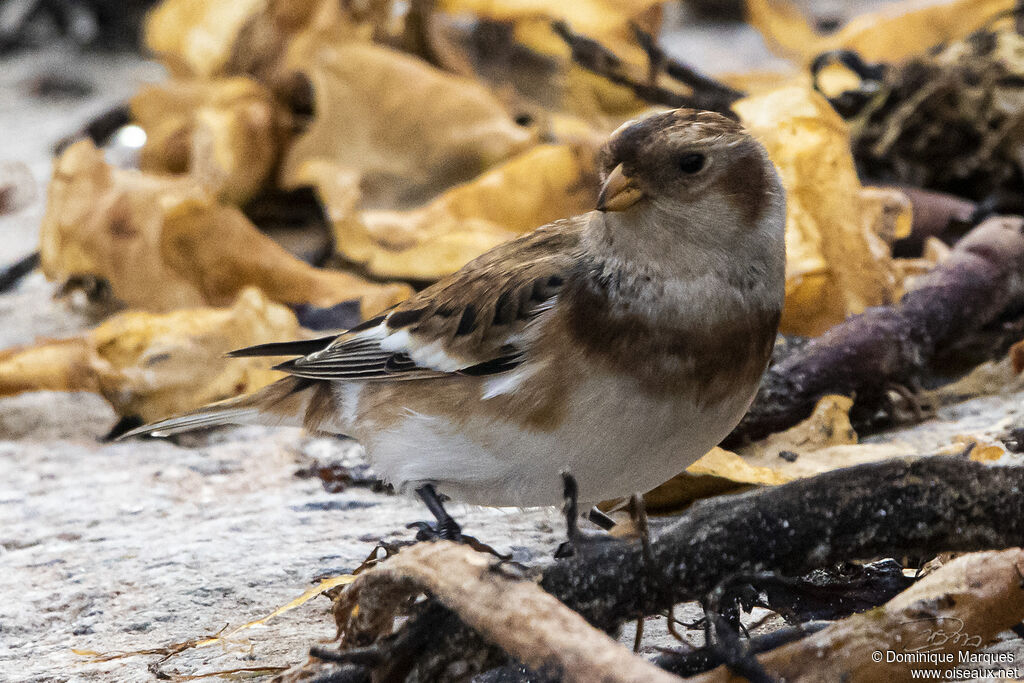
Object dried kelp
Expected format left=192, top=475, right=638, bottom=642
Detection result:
left=0, top=288, right=299, bottom=421
left=747, top=0, right=1015, bottom=65
left=825, top=21, right=1024, bottom=203
left=39, top=140, right=410, bottom=317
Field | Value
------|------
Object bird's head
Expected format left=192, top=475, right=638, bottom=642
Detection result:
left=597, top=109, right=782, bottom=231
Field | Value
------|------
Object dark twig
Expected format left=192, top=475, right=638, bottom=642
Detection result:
left=551, top=21, right=740, bottom=117
left=653, top=621, right=831, bottom=678
left=0, top=250, right=39, bottom=293
left=542, top=457, right=1024, bottom=630
left=630, top=25, right=745, bottom=102
left=53, top=103, right=130, bottom=156
left=554, top=472, right=580, bottom=559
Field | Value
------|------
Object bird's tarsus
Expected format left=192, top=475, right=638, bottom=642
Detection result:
left=411, top=483, right=463, bottom=541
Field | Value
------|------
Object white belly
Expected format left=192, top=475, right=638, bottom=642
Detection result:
left=362, top=373, right=754, bottom=507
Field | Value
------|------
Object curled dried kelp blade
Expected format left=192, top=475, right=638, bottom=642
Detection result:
left=144, top=0, right=391, bottom=82
left=280, top=40, right=537, bottom=208
left=39, top=140, right=410, bottom=317
left=0, top=288, right=299, bottom=421
left=131, top=77, right=288, bottom=204
left=734, top=85, right=906, bottom=336
left=143, top=0, right=269, bottom=78
left=747, top=0, right=1015, bottom=65
left=331, top=142, right=601, bottom=280
left=437, top=0, right=663, bottom=39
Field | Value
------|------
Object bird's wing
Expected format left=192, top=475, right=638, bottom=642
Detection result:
left=232, top=218, right=586, bottom=381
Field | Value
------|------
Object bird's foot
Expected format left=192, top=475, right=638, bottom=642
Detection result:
left=406, top=518, right=462, bottom=542
left=409, top=484, right=510, bottom=559
left=406, top=521, right=511, bottom=560
left=412, top=483, right=463, bottom=540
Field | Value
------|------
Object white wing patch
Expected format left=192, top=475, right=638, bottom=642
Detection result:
left=481, top=365, right=534, bottom=400
left=380, top=328, right=467, bottom=372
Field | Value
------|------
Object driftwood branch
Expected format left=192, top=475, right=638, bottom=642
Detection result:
left=293, top=457, right=1024, bottom=681
left=689, top=549, right=1024, bottom=683
left=324, top=542, right=682, bottom=683
left=541, top=457, right=1024, bottom=630
left=725, top=216, right=1024, bottom=447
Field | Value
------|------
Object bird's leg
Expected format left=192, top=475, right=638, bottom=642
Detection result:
left=628, top=493, right=653, bottom=568
left=410, top=484, right=462, bottom=541
left=629, top=492, right=654, bottom=652
left=554, top=472, right=580, bottom=558
left=406, top=485, right=513, bottom=560
left=554, top=472, right=618, bottom=558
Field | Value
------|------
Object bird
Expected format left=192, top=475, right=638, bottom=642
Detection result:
left=127, top=108, right=786, bottom=538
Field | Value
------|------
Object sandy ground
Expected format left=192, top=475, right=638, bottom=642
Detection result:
left=5, top=4, right=1024, bottom=681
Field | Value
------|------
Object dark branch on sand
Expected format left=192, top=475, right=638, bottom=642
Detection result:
left=0, top=250, right=39, bottom=293
left=725, top=216, right=1024, bottom=447
left=287, top=457, right=1024, bottom=681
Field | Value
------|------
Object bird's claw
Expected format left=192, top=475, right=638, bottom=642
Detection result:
left=406, top=519, right=462, bottom=542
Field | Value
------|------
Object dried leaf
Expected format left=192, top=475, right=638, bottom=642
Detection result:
left=0, top=288, right=299, bottom=421
left=743, top=395, right=859, bottom=459
left=332, top=142, right=600, bottom=279
left=734, top=85, right=906, bottom=335
left=505, top=11, right=662, bottom=120
left=280, top=40, right=537, bottom=207
left=747, top=0, right=1015, bottom=65
left=945, top=435, right=1009, bottom=462
left=39, top=140, right=410, bottom=317
left=437, top=0, right=662, bottom=39
left=641, top=447, right=792, bottom=514
left=859, top=186, right=912, bottom=244
left=0, top=339, right=98, bottom=396
left=144, top=0, right=383, bottom=80
left=131, top=77, right=288, bottom=203
left=144, top=0, right=270, bottom=78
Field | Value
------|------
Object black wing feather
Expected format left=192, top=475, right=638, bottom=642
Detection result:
left=228, top=335, right=337, bottom=358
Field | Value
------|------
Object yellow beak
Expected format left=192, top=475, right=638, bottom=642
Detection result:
left=597, top=164, right=644, bottom=212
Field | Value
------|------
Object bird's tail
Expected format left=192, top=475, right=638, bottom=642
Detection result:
left=122, top=376, right=337, bottom=438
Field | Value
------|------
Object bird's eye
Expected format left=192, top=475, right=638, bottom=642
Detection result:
left=678, top=153, right=706, bottom=174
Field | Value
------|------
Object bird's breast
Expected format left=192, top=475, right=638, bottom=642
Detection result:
left=559, top=274, right=780, bottom=405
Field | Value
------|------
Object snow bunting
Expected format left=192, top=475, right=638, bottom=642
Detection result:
left=129, top=109, right=786, bottom=522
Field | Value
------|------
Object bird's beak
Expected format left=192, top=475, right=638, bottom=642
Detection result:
left=597, top=164, right=645, bottom=212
